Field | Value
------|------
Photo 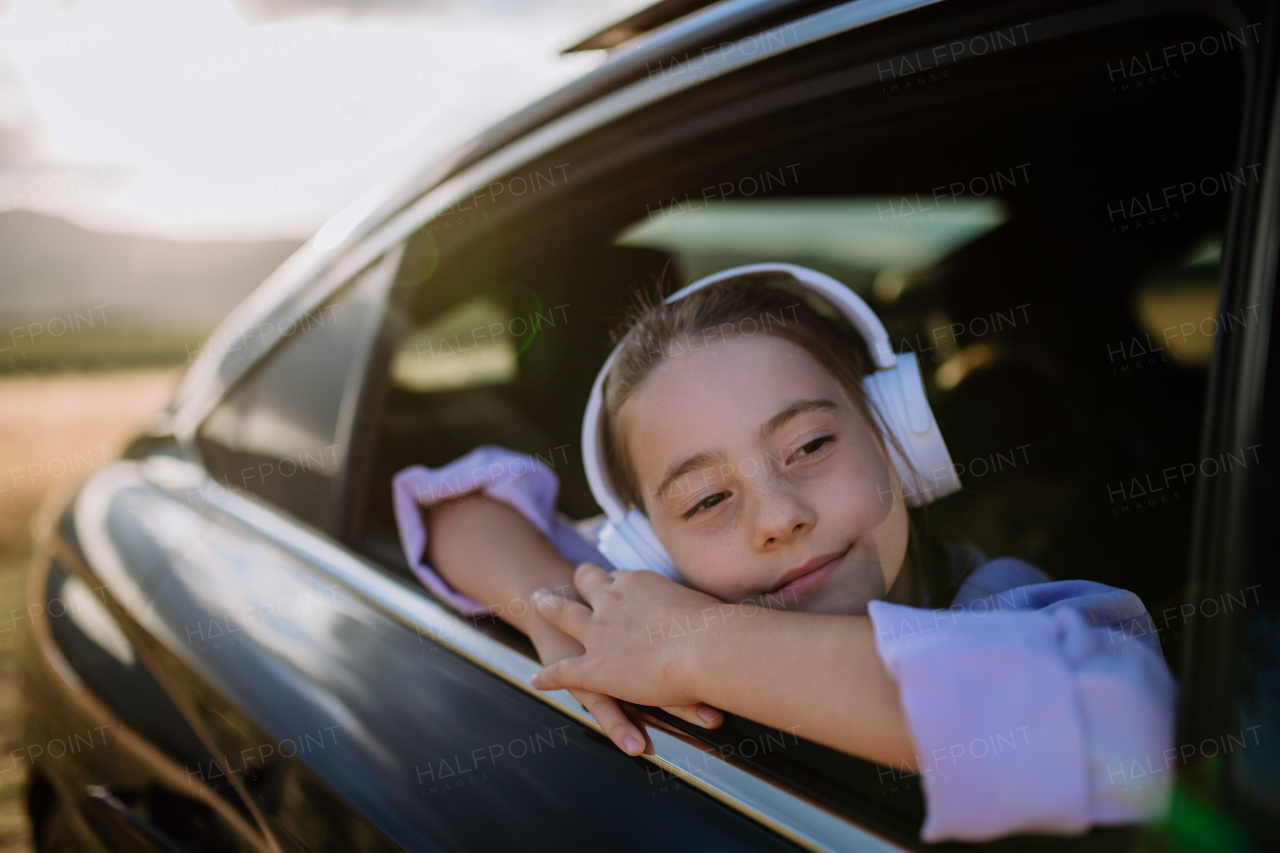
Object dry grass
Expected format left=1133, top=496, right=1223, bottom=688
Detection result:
left=0, top=368, right=180, bottom=852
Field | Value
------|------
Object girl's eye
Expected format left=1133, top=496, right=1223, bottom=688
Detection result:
left=791, top=435, right=835, bottom=462
left=683, top=491, right=729, bottom=521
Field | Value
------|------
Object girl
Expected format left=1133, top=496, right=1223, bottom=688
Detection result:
left=393, top=265, right=1175, bottom=842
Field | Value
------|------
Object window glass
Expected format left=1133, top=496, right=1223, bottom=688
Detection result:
left=198, top=249, right=400, bottom=530
left=390, top=295, right=521, bottom=393
left=617, top=197, right=1008, bottom=286
left=1131, top=235, right=1223, bottom=366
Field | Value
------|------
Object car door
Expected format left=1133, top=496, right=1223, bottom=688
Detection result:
left=46, top=235, right=814, bottom=851
left=33, top=248, right=409, bottom=851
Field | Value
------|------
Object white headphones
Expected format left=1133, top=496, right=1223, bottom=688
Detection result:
left=581, top=263, right=961, bottom=582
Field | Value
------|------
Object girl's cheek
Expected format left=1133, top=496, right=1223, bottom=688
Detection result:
left=872, top=496, right=911, bottom=591
left=676, top=531, right=752, bottom=602
left=812, top=456, right=891, bottom=529
left=840, top=463, right=899, bottom=536
left=819, top=461, right=908, bottom=588
left=842, top=416, right=898, bottom=525
left=855, top=454, right=898, bottom=526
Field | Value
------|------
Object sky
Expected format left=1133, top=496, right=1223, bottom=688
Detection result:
left=0, top=0, right=647, bottom=242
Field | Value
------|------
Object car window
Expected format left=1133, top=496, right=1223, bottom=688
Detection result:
left=617, top=196, right=1009, bottom=284
left=198, top=249, right=401, bottom=532
left=357, top=1, right=1252, bottom=844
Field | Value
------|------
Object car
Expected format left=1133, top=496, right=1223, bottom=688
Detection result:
left=21, top=0, right=1280, bottom=850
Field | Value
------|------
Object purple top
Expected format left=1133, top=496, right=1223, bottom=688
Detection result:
left=871, top=580, right=1176, bottom=841
left=394, top=447, right=1177, bottom=842
left=392, top=446, right=613, bottom=615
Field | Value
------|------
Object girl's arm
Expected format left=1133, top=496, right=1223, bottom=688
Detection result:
left=531, top=563, right=917, bottom=769
left=425, top=494, right=579, bottom=648
left=534, top=566, right=1182, bottom=843
left=424, top=495, right=722, bottom=753
left=681, top=608, right=916, bottom=769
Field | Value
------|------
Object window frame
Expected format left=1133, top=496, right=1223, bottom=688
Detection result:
left=1176, top=1, right=1280, bottom=836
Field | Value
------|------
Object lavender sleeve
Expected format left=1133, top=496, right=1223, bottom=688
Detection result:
left=868, top=579, right=1177, bottom=843
left=392, top=446, right=613, bottom=616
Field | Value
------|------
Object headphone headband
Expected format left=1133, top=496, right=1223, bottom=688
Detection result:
left=666, top=263, right=898, bottom=369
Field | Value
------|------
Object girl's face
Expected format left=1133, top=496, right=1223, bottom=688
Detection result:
left=620, top=334, right=910, bottom=615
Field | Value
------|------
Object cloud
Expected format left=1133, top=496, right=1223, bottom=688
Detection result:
left=228, top=0, right=619, bottom=26
left=228, top=0, right=454, bottom=25
left=0, top=0, right=645, bottom=240
left=0, top=124, right=40, bottom=167
left=0, top=54, right=50, bottom=170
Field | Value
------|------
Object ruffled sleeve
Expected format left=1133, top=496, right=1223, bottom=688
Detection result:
left=392, top=446, right=612, bottom=615
left=868, top=580, right=1177, bottom=842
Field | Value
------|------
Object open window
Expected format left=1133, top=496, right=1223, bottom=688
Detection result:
left=351, top=0, right=1255, bottom=845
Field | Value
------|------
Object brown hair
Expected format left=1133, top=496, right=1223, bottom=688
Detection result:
left=600, top=272, right=952, bottom=608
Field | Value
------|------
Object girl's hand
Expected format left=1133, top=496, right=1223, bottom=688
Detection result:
left=526, top=625, right=652, bottom=756
left=531, top=563, right=730, bottom=713
left=425, top=493, right=721, bottom=755
left=528, top=589, right=722, bottom=756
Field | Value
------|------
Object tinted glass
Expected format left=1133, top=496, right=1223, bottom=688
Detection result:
left=198, top=250, right=399, bottom=530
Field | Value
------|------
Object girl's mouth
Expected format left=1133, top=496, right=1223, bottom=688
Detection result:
left=771, top=547, right=849, bottom=598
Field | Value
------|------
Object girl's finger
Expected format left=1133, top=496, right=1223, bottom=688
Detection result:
left=660, top=703, right=725, bottom=729
left=532, top=588, right=592, bottom=639
left=531, top=657, right=579, bottom=692
left=572, top=562, right=613, bottom=606
left=572, top=689, right=650, bottom=756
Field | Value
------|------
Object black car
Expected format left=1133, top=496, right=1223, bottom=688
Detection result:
left=22, top=0, right=1280, bottom=850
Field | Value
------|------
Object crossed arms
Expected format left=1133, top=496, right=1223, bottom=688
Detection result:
left=425, top=495, right=916, bottom=769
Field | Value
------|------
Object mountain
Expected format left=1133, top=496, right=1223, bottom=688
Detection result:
left=0, top=211, right=303, bottom=327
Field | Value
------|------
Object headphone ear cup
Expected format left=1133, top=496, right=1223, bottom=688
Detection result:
left=862, top=355, right=961, bottom=506
left=596, top=510, right=683, bottom=583
left=596, top=522, right=645, bottom=571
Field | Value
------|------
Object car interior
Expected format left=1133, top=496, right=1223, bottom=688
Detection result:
left=199, top=4, right=1250, bottom=845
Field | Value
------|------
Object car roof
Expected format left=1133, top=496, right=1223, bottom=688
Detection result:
left=426, top=0, right=813, bottom=187
left=562, top=0, right=729, bottom=51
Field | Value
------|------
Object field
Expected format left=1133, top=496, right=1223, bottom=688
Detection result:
left=0, top=368, right=181, bottom=851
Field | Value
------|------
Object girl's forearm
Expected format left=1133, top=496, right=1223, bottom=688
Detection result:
left=429, top=500, right=701, bottom=757
left=424, top=495, right=580, bottom=646
left=677, top=610, right=917, bottom=769
left=426, top=506, right=910, bottom=765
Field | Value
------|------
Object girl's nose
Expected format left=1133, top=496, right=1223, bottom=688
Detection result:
left=751, top=483, right=816, bottom=550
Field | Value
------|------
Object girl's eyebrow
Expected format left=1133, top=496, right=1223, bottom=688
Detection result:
left=756, top=398, right=838, bottom=442
left=655, top=450, right=724, bottom=504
